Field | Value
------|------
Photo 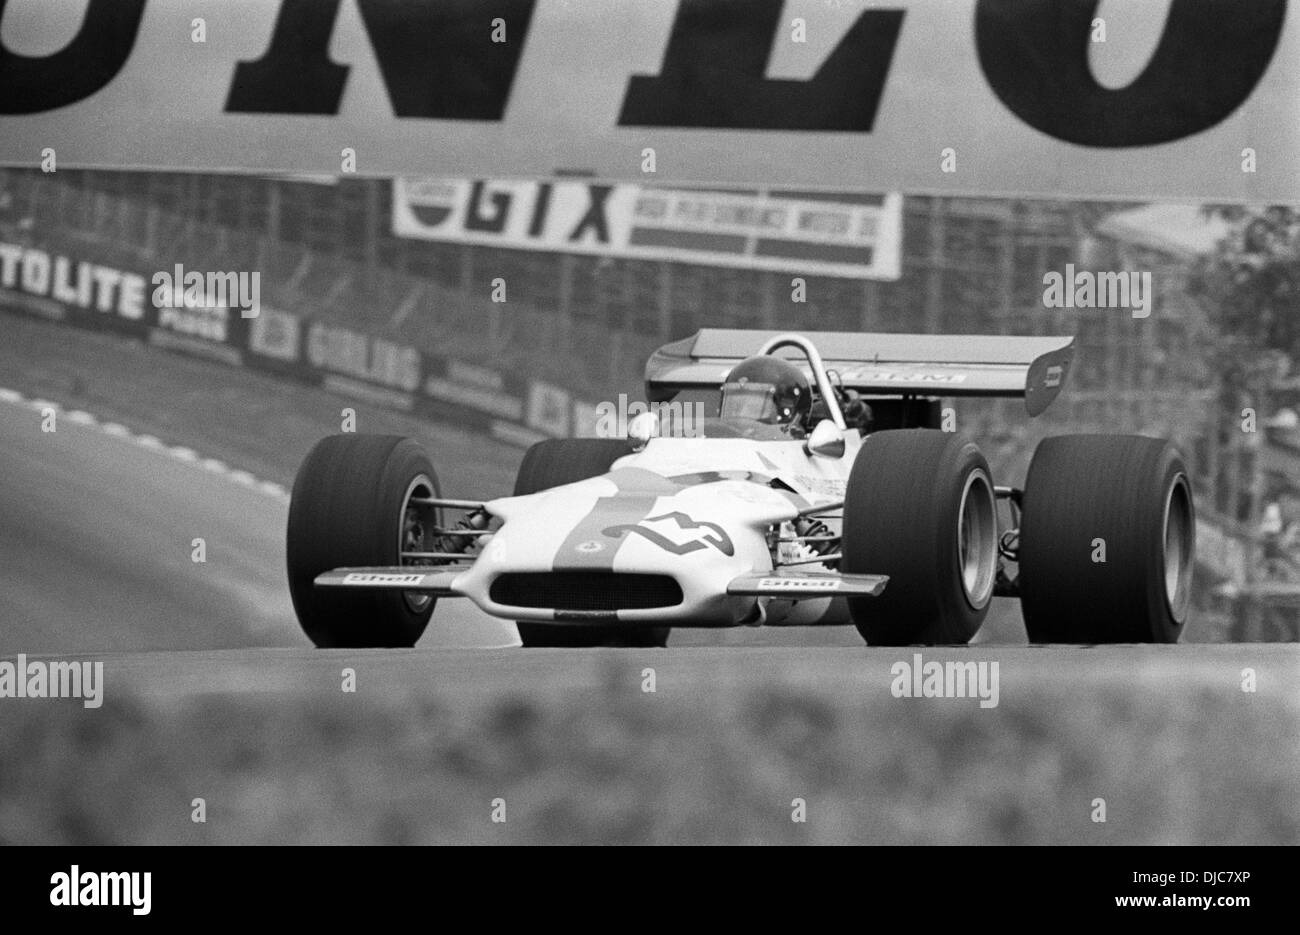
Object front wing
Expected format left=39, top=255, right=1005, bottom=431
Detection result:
left=315, top=566, right=888, bottom=601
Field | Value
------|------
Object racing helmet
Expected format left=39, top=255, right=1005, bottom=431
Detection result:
left=719, top=355, right=812, bottom=426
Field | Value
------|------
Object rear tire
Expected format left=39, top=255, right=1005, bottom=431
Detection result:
left=287, top=435, right=438, bottom=648
left=512, top=439, right=669, bottom=648
left=1018, top=435, right=1194, bottom=643
left=842, top=430, right=998, bottom=645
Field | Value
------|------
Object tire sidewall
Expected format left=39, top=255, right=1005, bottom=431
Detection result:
left=842, top=430, right=996, bottom=645
left=287, top=435, right=439, bottom=648
left=1019, top=434, right=1192, bottom=644
left=1142, top=447, right=1193, bottom=641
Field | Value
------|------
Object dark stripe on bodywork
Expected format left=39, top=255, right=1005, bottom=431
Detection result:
left=551, top=468, right=677, bottom=571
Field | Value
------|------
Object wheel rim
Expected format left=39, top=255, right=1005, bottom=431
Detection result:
left=399, top=474, right=437, bottom=613
left=956, top=469, right=997, bottom=609
left=1162, top=473, right=1193, bottom=623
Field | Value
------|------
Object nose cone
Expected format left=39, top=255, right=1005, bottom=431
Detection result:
left=540, top=470, right=790, bottom=574
left=469, top=467, right=797, bottom=623
left=564, top=506, right=747, bottom=572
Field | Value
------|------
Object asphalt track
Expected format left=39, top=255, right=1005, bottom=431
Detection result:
left=0, top=395, right=518, bottom=654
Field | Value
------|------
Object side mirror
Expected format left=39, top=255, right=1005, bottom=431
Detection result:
left=627, top=411, right=660, bottom=451
left=804, top=420, right=845, bottom=459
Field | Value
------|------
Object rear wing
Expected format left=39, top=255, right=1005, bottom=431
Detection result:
left=645, top=329, right=1074, bottom=417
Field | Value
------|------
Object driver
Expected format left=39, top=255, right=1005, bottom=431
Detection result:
left=719, top=356, right=812, bottom=432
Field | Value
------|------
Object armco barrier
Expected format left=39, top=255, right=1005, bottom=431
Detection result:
left=0, top=236, right=594, bottom=447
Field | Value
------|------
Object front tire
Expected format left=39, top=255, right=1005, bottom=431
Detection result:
left=1018, top=435, right=1194, bottom=643
left=841, top=430, right=998, bottom=645
left=287, top=435, right=439, bottom=648
left=512, top=438, right=669, bottom=648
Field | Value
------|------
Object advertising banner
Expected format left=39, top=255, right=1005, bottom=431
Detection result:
left=0, top=0, right=1293, bottom=201
left=394, top=179, right=902, bottom=279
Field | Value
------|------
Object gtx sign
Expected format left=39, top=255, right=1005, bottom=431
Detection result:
left=393, top=179, right=903, bottom=279
left=0, top=0, right=1294, bottom=200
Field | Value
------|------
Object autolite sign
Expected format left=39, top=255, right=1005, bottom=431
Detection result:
left=394, top=179, right=902, bottom=279
left=0, top=0, right=1294, bottom=201
left=0, top=241, right=148, bottom=326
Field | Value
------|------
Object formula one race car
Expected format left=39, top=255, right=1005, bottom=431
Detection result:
left=286, top=330, right=1195, bottom=648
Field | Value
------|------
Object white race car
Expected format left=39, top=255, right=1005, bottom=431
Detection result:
left=286, top=330, right=1195, bottom=647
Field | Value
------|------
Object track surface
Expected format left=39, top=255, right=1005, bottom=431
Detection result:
left=0, top=396, right=517, bottom=653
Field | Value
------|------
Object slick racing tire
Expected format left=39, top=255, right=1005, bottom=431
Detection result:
left=842, top=430, right=998, bottom=645
left=287, top=435, right=439, bottom=648
left=512, top=438, right=669, bottom=648
left=1018, top=435, right=1194, bottom=643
